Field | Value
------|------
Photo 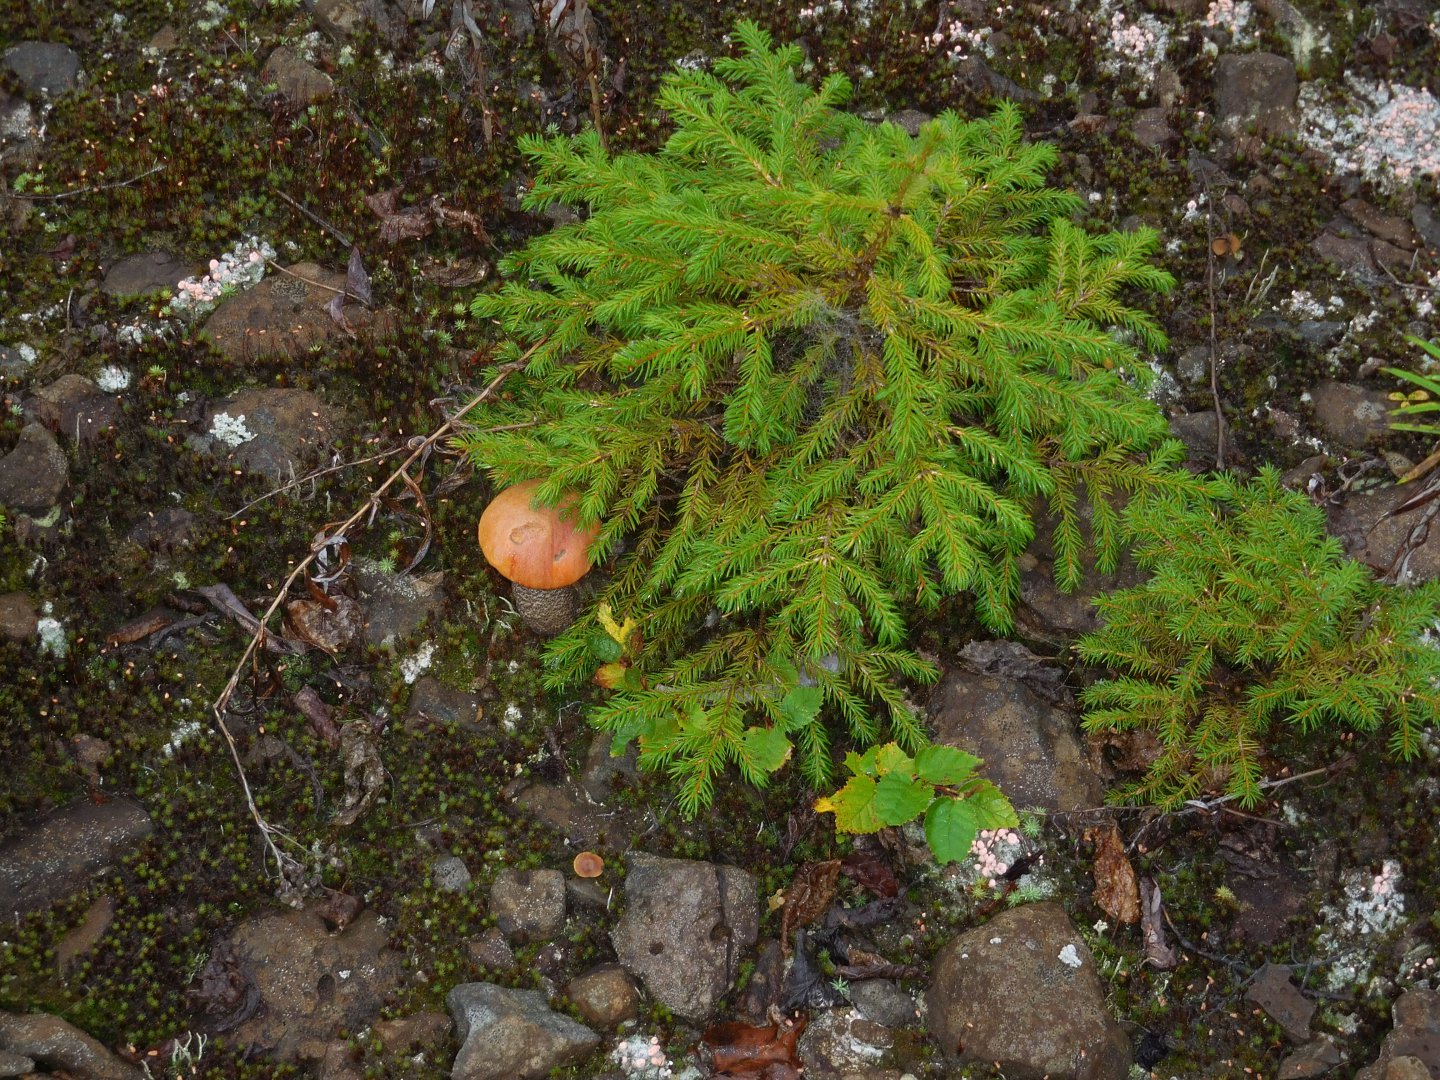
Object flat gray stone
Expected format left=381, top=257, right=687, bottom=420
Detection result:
left=3, top=43, right=81, bottom=97
left=447, top=982, right=598, bottom=1080
left=490, top=868, right=566, bottom=941
left=1214, top=52, right=1298, bottom=137
left=261, top=46, right=334, bottom=105
left=0, top=422, right=68, bottom=513
left=0, top=799, right=153, bottom=918
left=102, top=251, right=192, bottom=297
left=0, top=1011, right=139, bottom=1080
left=1246, top=963, right=1315, bottom=1043
left=200, top=387, right=345, bottom=482
left=611, top=853, right=758, bottom=1023
left=926, top=902, right=1131, bottom=1079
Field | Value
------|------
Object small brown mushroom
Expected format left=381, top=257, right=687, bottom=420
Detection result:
left=572, top=851, right=605, bottom=878
left=477, top=479, right=599, bottom=635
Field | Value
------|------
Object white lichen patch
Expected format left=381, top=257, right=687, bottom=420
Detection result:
left=95, top=365, right=131, bottom=392
left=1058, top=943, right=1083, bottom=969
left=1314, top=859, right=1407, bottom=992
left=1301, top=75, right=1440, bottom=193
left=163, top=718, right=205, bottom=757
left=400, top=642, right=436, bottom=684
left=209, top=411, right=257, bottom=448
left=37, top=604, right=68, bottom=659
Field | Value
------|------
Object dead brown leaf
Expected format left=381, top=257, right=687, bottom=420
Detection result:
left=106, top=606, right=180, bottom=647
left=1140, top=876, right=1178, bottom=969
left=285, top=594, right=364, bottom=655
left=1087, top=819, right=1140, bottom=925
left=780, top=860, right=840, bottom=953
left=705, top=1014, right=807, bottom=1077
left=333, top=720, right=387, bottom=827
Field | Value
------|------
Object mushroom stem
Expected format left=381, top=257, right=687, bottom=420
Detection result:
left=510, top=583, right=578, bottom=636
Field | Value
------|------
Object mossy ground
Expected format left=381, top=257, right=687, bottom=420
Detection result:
left=2, top=0, right=1437, bottom=1077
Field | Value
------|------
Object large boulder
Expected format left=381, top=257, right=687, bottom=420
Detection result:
left=611, top=853, right=759, bottom=1022
left=926, top=902, right=1131, bottom=1079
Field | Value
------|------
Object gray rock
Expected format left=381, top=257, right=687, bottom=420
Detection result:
left=1328, top=483, right=1440, bottom=584
left=1311, top=231, right=1411, bottom=285
left=926, top=658, right=1105, bottom=814
left=0, top=345, right=35, bottom=378
left=0, top=1011, right=139, bottom=1080
left=565, top=963, right=641, bottom=1028
left=1278, top=1037, right=1342, bottom=1079
left=432, top=855, right=472, bottom=894
left=1353, top=988, right=1440, bottom=1080
left=355, top=565, right=445, bottom=648
left=0, top=593, right=38, bottom=642
left=2, top=43, right=81, bottom=97
left=0, top=1049, right=35, bottom=1078
left=490, top=868, right=566, bottom=940
left=1131, top=107, right=1176, bottom=150
left=0, top=799, right=153, bottom=919
left=466, top=927, right=516, bottom=972
left=848, top=979, right=919, bottom=1029
left=926, top=902, right=1131, bottom=1079
left=1246, top=963, right=1315, bottom=1042
left=0, top=422, right=68, bottom=513
left=227, top=905, right=404, bottom=1062
left=201, top=261, right=387, bottom=362
left=446, top=982, right=598, bottom=1080
left=261, top=46, right=335, bottom=105
left=1169, top=409, right=1230, bottom=470
left=1343, top=198, right=1418, bottom=250
left=1413, top=204, right=1440, bottom=251
left=101, top=251, right=191, bottom=297
left=26, top=374, right=121, bottom=445
left=201, top=387, right=345, bottom=482
left=1307, top=380, right=1393, bottom=450
left=611, top=853, right=759, bottom=1022
left=886, top=109, right=931, bottom=137
left=403, top=675, right=482, bottom=731
left=580, top=733, right=639, bottom=803
left=1214, top=53, right=1298, bottom=137
left=1295, top=320, right=1347, bottom=349
left=797, top=1007, right=893, bottom=1078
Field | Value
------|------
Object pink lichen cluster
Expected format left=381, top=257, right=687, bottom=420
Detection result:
left=970, top=827, right=1022, bottom=888
left=1359, top=86, right=1440, bottom=188
left=169, top=236, right=275, bottom=319
left=1204, top=0, right=1253, bottom=39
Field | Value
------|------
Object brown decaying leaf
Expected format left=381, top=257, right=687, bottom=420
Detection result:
left=704, top=1014, right=807, bottom=1077
left=1140, top=876, right=1178, bottom=970
left=284, top=594, right=364, bottom=656
left=841, top=851, right=898, bottom=898
left=106, top=606, right=180, bottom=647
left=1087, top=819, right=1141, bottom=925
left=780, top=860, right=840, bottom=954
left=333, top=720, right=387, bottom=827
left=291, top=685, right=341, bottom=747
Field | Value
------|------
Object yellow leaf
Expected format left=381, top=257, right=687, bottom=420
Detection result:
left=597, top=602, right=636, bottom=646
left=813, top=794, right=838, bottom=815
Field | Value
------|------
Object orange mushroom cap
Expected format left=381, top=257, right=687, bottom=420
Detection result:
left=572, top=851, right=605, bottom=878
left=477, top=479, right=599, bottom=590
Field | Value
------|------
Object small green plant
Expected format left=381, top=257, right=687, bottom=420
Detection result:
left=815, top=742, right=1016, bottom=864
left=458, top=22, right=1187, bottom=841
left=1383, top=335, right=1440, bottom=438
left=1076, top=467, right=1440, bottom=808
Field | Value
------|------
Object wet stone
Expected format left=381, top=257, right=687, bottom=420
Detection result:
left=926, top=902, right=1131, bottom=1079
left=356, top=564, right=446, bottom=649
left=1246, top=963, right=1315, bottom=1043
left=403, top=675, right=482, bottom=731
left=0, top=593, right=38, bottom=641
left=1354, top=988, right=1440, bottom=1080
left=1279, top=1037, right=1342, bottom=1080
left=54, top=894, right=116, bottom=973
left=466, top=927, right=516, bottom=973
left=490, top=867, right=566, bottom=941
left=565, top=963, right=641, bottom=1028
left=611, top=852, right=759, bottom=1023
left=2, top=43, right=82, bottom=97
left=446, top=982, right=598, bottom=1080
left=797, top=1007, right=894, bottom=1078
left=0, top=1049, right=36, bottom=1078
left=371, top=1011, right=451, bottom=1053
left=0, top=798, right=153, bottom=918
left=0, top=1011, right=139, bottom=1080
left=0, top=422, right=68, bottom=513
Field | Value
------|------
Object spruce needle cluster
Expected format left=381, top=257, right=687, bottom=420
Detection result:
left=1077, top=468, right=1440, bottom=808
left=458, top=22, right=1188, bottom=815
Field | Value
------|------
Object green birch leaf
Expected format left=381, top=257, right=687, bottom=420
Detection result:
left=875, top=770, right=935, bottom=826
left=815, top=774, right=883, bottom=833
left=780, top=685, right=824, bottom=727
left=873, top=742, right=914, bottom=776
left=914, top=744, right=982, bottom=786
left=741, top=725, right=793, bottom=774
left=923, top=796, right=980, bottom=865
